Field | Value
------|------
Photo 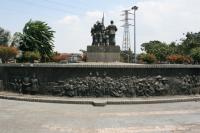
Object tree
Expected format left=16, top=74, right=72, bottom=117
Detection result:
left=169, top=42, right=179, bottom=54
left=181, top=32, right=200, bottom=55
left=19, top=20, right=55, bottom=62
left=190, top=47, right=200, bottom=64
left=0, top=27, right=11, bottom=46
left=23, top=51, right=41, bottom=63
left=141, top=41, right=170, bottom=62
left=11, top=32, right=23, bottom=48
left=120, top=49, right=134, bottom=63
left=0, top=46, right=18, bottom=63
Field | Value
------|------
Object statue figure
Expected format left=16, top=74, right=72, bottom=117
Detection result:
left=31, top=74, right=39, bottom=93
left=106, top=20, right=117, bottom=46
left=91, top=24, right=96, bottom=46
left=91, top=19, right=117, bottom=46
left=91, top=21, right=105, bottom=46
left=22, top=77, right=31, bottom=94
left=103, top=29, right=110, bottom=46
left=64, top=80, right=75, bottom=97
left=18, top=79, right=22, bottom=94
left=9, top=78, right=22, bottom=93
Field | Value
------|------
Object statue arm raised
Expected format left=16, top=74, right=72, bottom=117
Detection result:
left=115, top=26, right=118, bottom=31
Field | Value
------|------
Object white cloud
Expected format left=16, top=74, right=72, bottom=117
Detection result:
left=58, top=15, right=80, bottom=25
left=54, top=10, right=110, bottom=53
left=53, top=0, right=200, bottom=53
left=86, top=11, right=102, bottom=18
left=137, top=0, right=200, bottom=45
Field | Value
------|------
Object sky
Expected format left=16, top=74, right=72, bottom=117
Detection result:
left=1, top=0, right=200, bottom=53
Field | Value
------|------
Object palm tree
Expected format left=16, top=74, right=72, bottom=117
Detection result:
left=19, top=20, right=55, bottom=62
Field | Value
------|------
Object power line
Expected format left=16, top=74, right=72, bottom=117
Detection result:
left=43, top=0, right=88, bottom=11
left=8, top=0, right=84, bottom=15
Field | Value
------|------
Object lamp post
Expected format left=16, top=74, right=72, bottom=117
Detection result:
left=132, top=6, right=138, bottom=63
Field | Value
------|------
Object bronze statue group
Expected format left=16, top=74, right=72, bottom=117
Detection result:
left=91, top=20, right=117, bottom=46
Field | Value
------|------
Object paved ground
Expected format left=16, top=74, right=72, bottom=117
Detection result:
left=0, top=99, right=200, bottom=133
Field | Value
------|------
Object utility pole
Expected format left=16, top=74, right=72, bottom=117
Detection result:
left=132, top=5, right=138, bottom=63
left=121, top=10, right=133, bottom=51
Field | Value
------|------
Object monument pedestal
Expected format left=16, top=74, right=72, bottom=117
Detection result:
left=87, top=45, right=120, bottom=62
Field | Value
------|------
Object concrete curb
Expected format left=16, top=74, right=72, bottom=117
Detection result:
left=1, top=63, right=200, bottom=69
left=0, top=93, right=200, bottom=106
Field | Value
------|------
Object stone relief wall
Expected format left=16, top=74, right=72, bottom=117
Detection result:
left=8, top=73, right=200, bottom=97
left=8, top=75, right=39, bottom=94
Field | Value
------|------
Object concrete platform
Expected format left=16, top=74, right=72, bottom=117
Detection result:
left=0, top=92, right=200, bottom=106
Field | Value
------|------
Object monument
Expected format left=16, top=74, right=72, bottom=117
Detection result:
left=87, top=19, right=120, bottom=62
left=0, top=15, right=200, bottom=98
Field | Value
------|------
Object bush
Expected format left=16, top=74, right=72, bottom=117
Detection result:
left=137, top=53, right=146, bottom=63
left=166, top=54, right=192, bottom=64
left=120, top=50, right=134, bottom=63
left=23, top=51, right=41, bottom=63
left=0, top=46, right=18, bottom=63
left=190, top=47, right=200, bottom=64
left=51, top=53, right=68, bottom=62
left=137, top=53, right=157, bottom=64
left=141, top=41, right=171, bottom=62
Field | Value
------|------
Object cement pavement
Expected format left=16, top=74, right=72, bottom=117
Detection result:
left=0, top=99, right=200, bottom=133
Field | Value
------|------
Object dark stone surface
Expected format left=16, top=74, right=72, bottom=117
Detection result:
left=0, top=80, right=3, bottom=91
left=87, top=45, right=120, bottom=52
left=87, top=45, right=120, bottom=62
left=1, top=64, right=200, bottom=97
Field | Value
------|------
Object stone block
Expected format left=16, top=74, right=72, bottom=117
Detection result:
left=87, top=45, right=120, bottom=62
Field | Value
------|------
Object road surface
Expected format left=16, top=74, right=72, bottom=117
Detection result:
left=0, top=99, right=200, bottom=133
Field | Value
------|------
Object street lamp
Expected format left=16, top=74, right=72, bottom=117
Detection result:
left=132, top=6, right=138, bottom=63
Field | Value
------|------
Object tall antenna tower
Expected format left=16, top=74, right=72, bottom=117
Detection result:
left=121, top=10, right=133, bottom=51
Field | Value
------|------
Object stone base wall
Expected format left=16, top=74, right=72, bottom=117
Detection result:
left=0, top=80, right=3, bottom=91
left=87, top=45, right=120, bottom=62
left=0, top=64, right=200, bottom=97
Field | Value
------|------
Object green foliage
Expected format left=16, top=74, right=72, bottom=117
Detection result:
left=0, top=27, right=11, bottom=46
left=141, top=41, right=171, bottom=62
left=11, top=32, right=23, bottom=48
left=181, top=32, right=200, bottom=55
left=190, top=47, right=200, bottom=63
left=137, top=53, right=157, bottom=64
left=120, top=50, right=134, bottom=63
left=168, top=42, right=180, bottom=54
left=0, top=46, right=18, bottom=63
left=23, top=51, right=41, bottom=63
left=19, top=20, right=55, bottom=62
left=137, top=53, right=146, bottom=63
left=139, top=32, right=200, bottom=64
